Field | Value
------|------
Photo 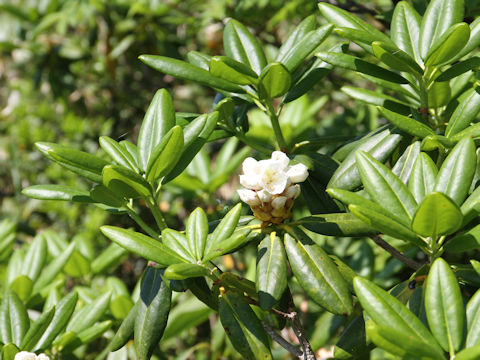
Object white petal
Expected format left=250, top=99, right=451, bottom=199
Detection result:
left=286, top=164, right=308, bottom=183
left=242, top=157, right=259, bottom=175
left=14, top=352, right=37, bottom=360
left=239, top=174, right=262, bottom=190
left=237, top=189, right=260, bottom=206
left=271, top=151, right=290, bottom=169
left=37, top=355, right=50, bottom=360
left=259, top=161, right=288, bottom=194
left=271, top=196, right=287, bottom=209
left=257, top=189, right=272, bottom=202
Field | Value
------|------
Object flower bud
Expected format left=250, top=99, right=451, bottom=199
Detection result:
left=37, top=355, right=50, bottom=360
left=237, top=189, right=260, bottom=206
left=15, top=352, right=38, bottom=360
left=286, top=163, right=309, bottom=183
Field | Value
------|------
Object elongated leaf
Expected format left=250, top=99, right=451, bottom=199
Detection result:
left=436, top=57, right=480, bottom=82
left=139, top=55, right=244, bottom=93
left=408, top=152, right=438, bottom=203
left=258, top=62, right=291, bottom=99
left=391, top=1, right=422, bottom=63
left=444, top=224, right=480, bottom=252
left=328, top=128, right=402, bottom=190
left=413, top=192, right=462, bottom=237
left=327, top=188, right=383, bottom=212
left=341, top=87, right=410, bottom=115
left=0, top=291, right=29, bottom=346
left=186, top=207, right=208, bottom=261
left=100, top=226, right=187, bottom=266
left=446, top=88, right=480, bottom=137
left=91, top=243, right=128, bottom=274
left=21, top=185, right=93, bottom=203
left=349, top=204, right=424, bottom=246
left=356, top=151, right=417, bottom=225
left=429, top=81, right=451, bottom=108
left=110, top=302, right=138, bottom=351
left=284, top=232, right=352, bottom=315
left=161, top=229, right=194, bottom=262
left=294, top=212, right=377, bottom=237
left=466, top=289, right=480, bottom=347
left=90, top=185, right=125, bottom=208
left=256, top=234, right=287, bottom=310
left=451, top=123, right=480, bottom=143
left=378, top=106, right=435, bottom=139
left=22, top=235, right=46, bottom=282
left=33, top=292, right=78, bottom=351
left=392, top=141, right=421, bottom=184
left=164, top=263, right=209, bottom=280
left=103, top=165, right=151, bottom=199
left=219, top=291, right=272, bottom=360
left=425, top=258, right=464, bottom=352
left=187, top=50, right=211, bottom=70
left=204, top=203, right=242, bottom=255
left=419, top=0, right=465, bottom=59
left=354, top=277, right=443, bottom=353
left=202, top=232, right=247, bottom=262
left=453, top=17, right=480, bottom=61
left=146, top=125, right=184, bottom=182
left=316, top=52, right=408, bottom=84
left=276, top=15, right=316, bottom=61
left=67, top=292, right=111, bottom=333
left=2, top=343, right=19, bottom=360
left=135, top=268, right=171, bottom=360
left=372, top=41, right=423, bottom=74
left=435, top=136, right=476, bottom=205
left=425, top=23, right=470, bottom=66
left=223, top=19, right=267, bottom=74
left=334, top=315, right=369, bottom=359
left=20, top=308, right=55, bottom=350
left=335, top=27, right=380, bottom=46
left=99, top=136, right=138, bottom=172
left=209, top=56, right=257, bottom=85
left=278, top=24, right=333, bottom=73
left=33, top=243, right=75, bottom=293
left=455, top=346, right=480, bottom=360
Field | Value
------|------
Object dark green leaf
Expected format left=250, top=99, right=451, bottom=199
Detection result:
left=33, top=243, right=75, bottom=293
left=379, top=106, right=435, bottom=138
left=204, top=203, right=242, bottom=255
left=202, top=232, right=247, bottom=262
left=110, top=302, right=138, bottom=351
left=453, top=17, right=480, bottom=61
left=258, top=62, right=291, bottom=99
left=444, top=224, right=480, bottom=252
left=372, top=41, right=423, bottom=74
left=0, top=291, right=29, bottom=346
left=90, top=185, right=125, bottom=208
left=20, top=308, right=55, bottom=350
left=21, top=185, right=93, bottom=203
left=334, top=315, right=369, bottom=359
left=391, top=1, right=422, bottom=63
left=436, top=57, right=480, bottom=82
left=341, top=87, right=411, bottom=115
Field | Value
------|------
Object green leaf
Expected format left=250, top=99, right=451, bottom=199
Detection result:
left=0, top=291, right=29, bottom=346
left=435, top=136, right=476, bottom=205
left=294, top=212, right=377, bottom=237
left=419, top=0, right=465, bottom=59
left=446, top=88, right=480, bottom=137
left=436, top=57, right=480, bottom=82
left=412, top=192, right=462, bottom=237
left=316, top=52, right=409, bottom=84
left=137, top=89, right=176, bottom=171
left=33, top=243, right=75, bottom=293
left=349, top=204, right=424, bottom=246
left=22, top=234, right=47, bottom=282
left=257, top=62, right=291, bottom=99
left=33, top=292, right=78, bottom=351
left=334, top=315, right=369, bottom=359
left=186, top=207, right=208, bottom=261
left=356, top=151, right=417, bottom=226
left=135, top=268, right=171, bottom=360
left=450, top=123, right=480, bottom=143
left=392, top=141, right=421, bottom=184
left=372, top=41, right=423, bottom=74
left=277, top=24, right=333, bottom=73
left=202, top=232, right=247, bottom=262
left=453, top=17, right=480, bottom=61
left=284, top=232, right=353, bottom=315
left=256, top=233, right=288, bottom=310
left=219, top=291, right=272, bottom=360
left=187, top=50, right=211, bottom=70
left=378, top=106, right=435, bottom=138
left=455, top=346, right=480, bottom=360
left=91, top=243, right=128, bottom=275
left=391, top=1, right=422, bottom=63
left=146, top=125, right=184, bottom=182
left=21, top=185, right=93, bottom=203
left=110, top=302, right=137, bottom=351
left=102, top=165, right=152, bottom=199
left=139, top=55, right=245, bottom=93
left=100, top=226, right=187, bottom=266
left=444, top=224, right=480, bottom=252
left=425, top=23, right=470, bottom=66
left=301, top=176, right=340, bottom=214
left=328, top=128, right=402, bottom=190
left=335, top=27, right=380, bottom=46
left=425, top=258, right=464, bottom=352
left=164, top=263, right=210, bottom=280
left=99, top=136, right=138, bottom=172
left=466, top=289, right=480, bottom=347
left=2, top=343, right=19, bottom=360
left=223, top=19, right=267, bottom=74
left=276, top=15, right=316, bottom=61
left=209, top=56, right=258, bottom=85
left=353, top=277, right=443, bottom=355
left=9, top=276, right=32, bottom=303
left=341, top=87, right=411, bottom=115
left=40, top=144, right=109, bottom=183
left=428, top=81, right=451, bottom=108
left=461, top=186, right=480, bottom=226
left=67, top=292, right=111, bottom=333
left=161, top=229, right=194, bottom=262
left=408, top=152, right=438, bottom=203
left=20, top=308, right=55, bottom=350
left=90, top=185, right=125, bottom=208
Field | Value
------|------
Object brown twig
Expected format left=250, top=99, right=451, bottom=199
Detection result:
left=262, top=321, right=303, bottom=357
left=371, top=235, right=422, bottom=270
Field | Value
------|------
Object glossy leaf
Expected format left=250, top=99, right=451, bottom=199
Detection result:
left=276, top=15, right=316, bottom=61
left=419, top=0, right=465, bottom=59
left=316, top=52, right=408, bottom=84
left=341, top=86, right=410, bottom=115
left=223, top=19, right=267, bottom=74
left=102, top=165, right=151, bottom=199
left=135, top=268, right=172, bottom=360
left=21, top=185, right=93, bottom=203
left=412, top=192, right=462, bottom=237
left=444, top=224, right=480, bottom=252
left=33, top=243, right=75, bottom=293
left=466, top=289, right=480, bottom=347
left=428, top=81, right=451, bottom=108
left=164, top=263, right=209, bottom=280
left=99, top=136, right=138, bottom=172
left=455, top=346, right=480, bottom=360
left=209, top=56, right=257, bottom=85
left=187, top=50, right=211, bottom=70
left=408, top=152, right=438, bottom=203
left=356, top=151, right=417, bottom=225
left=335, top=27, right=380, bottom=46
left=425, top=23, right=470, bottom=66
left=327, top=188, right=383, bottom=211
left=446, top=88, right=480, bottom=137
left=67, top=292, right=111, bottom=333
left=161, top=229, right=194, bottom=262
left=284, top=232, right=352, bottom=315
left=20, top=308, right=55, bottom=350
left=204, top=203, right=242, bottom=255
left=353, top=277, right=443, bottom=354
left=139, top=55, right=244, bottom=93
left=22, top=234, right=47, bottom=282
left=91, top=243, right=128, bottom=275
left=257, top=62, right=291, bottom=99
left=110, top=302, right=138, bottom=351
left=372, top=41, right=423, bottom=74
left=186, top=207, right=208, bottom=261
left=453, top=17, right=480, bottom=60
left=378, top=106, right=435, bottom=139
left=0, top=291, right=29, bottom=346
left=256, top=234, right=288, bottom=310
left=278, top=24, right=333, bottom=73
left=100, top=226, right=187, bottom=266
left=425, top=258, right=464, bottom=352
left=219, top=290, right=272, bottom=360
left=392, top=141, right=421, bottom=184
left=90, top=185, right=125, bottom=208
left=334, top=315, right=369, bottom=359
left=436, top=57, right=480, bottom=82
left=435, top=137, right=476, bottom=205
left=391, top=1, right=422, bottom=63
left=202, top=232, right=247, bottom=262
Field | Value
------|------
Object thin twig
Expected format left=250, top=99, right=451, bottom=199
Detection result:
left=262, top=321, right=303, bottom=357
left=371, top=235, right=422, bottom=270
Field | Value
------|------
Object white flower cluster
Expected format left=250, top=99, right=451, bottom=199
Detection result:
left=14, top=352, right=49, bottom=360
left=237, top=151, right=308, bottom=224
